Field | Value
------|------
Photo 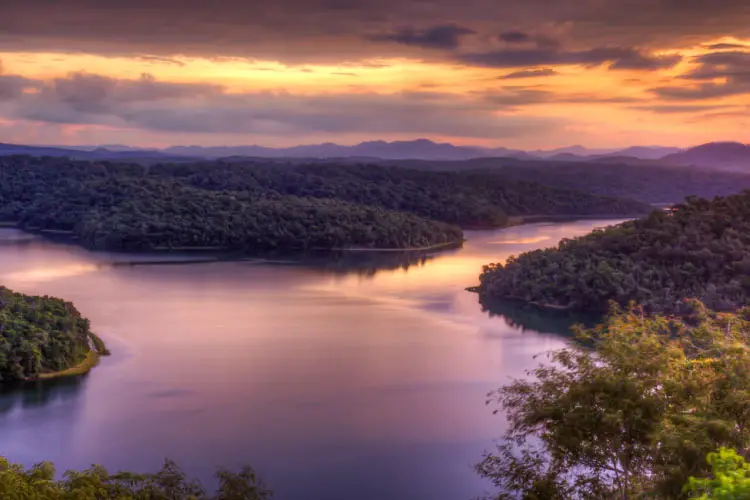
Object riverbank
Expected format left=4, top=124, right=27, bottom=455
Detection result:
left=465, top=287, right=573, bottom=312
left=467, top=214, right=638, bottom=314
left=321, top=239, right=465, bottom=253
left=35, top=333, right=110, bottom=381
left=505, top=213, right=639, bottom=227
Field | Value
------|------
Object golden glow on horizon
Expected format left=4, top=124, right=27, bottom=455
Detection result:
left=1, top=52, right=502, bottom=94
left=0, top=36, right=749, bottom=148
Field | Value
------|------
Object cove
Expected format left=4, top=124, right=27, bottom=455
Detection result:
left=0, top=219, right=624, bottom=500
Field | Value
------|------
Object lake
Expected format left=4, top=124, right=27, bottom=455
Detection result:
left=0, top=219, right=623, bottom=500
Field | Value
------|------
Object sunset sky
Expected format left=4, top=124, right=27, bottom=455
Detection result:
left=1, top=0, right=749, bottom=149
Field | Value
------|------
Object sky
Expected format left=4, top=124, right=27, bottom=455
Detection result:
left=0, top=0, right=749, bottom=149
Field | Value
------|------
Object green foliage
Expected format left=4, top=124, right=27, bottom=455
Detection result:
left=489, top=162, right=750, bottom=205
left=685, top=448, right=750, bottom=499
left=477, top=302, right=750, bottom=499
left=0, top=286, right=94, bottom=382
left=150, top=161, right=649, bottom=228
left=0, top=456, right=272, bottom=499
left=0, top=156, right=648, bottom=252
left=479, top=192, right=750, bottom=314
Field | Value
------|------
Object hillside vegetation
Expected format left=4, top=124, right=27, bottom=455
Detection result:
left=379, top=158, right=750, bottom=205
left=479, top=191, right=750, bottom=314
left=0, top=286, right=96, bottom=382
left=0, top=156, right=648, bottom=252
left=0, top=457, right=271, bottom=499
left=492, top=162, right=750, bottom=204
left=479, top=301, right=750, bottom=499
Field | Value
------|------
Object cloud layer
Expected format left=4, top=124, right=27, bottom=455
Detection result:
left=0, top=0, right=749, bottom=147
left=0, top=71, right=563, bottom=139
left=2, top=0, right=750, bottom=61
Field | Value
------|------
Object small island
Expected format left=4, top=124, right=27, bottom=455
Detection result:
left=476, top=191, right=750, bottom=314
left=0, top=286, right=108, bottom=382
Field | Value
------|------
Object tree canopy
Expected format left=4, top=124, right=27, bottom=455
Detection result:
left=0, top=156, right=648, bottom=253
left=479, top=191, right=750, bottom=314
left=0, top=456, right=272, bottom=499
left=477, top=300, right=750, bottom=499
left=685, top=448, right=750, bottom=499
left=0, top=286, right=96, bottom=382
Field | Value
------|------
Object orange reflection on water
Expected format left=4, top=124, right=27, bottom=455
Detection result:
left=488, top=236, right=551, bottom=245
left=6, top=263, right=100, bottom=283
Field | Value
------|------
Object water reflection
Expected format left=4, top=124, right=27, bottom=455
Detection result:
left=0, top=376, right=88, bottom=416
left=0, top=219, right=627, bottom=500
left=269, top=250, right=444, bottom=277
left=477, top=295, right=598, bottom=335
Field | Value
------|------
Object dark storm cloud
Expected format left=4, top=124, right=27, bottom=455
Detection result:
left=1, top=71, right=561, bottom=138
left=480, top=88, right=639, bottom=106
left=26, top=72, right=221, bottom=115
left=498, top=32, right=562, bottom=49
left=459, top=47, right=682, bottom=70
left=0, top=60, right=41, bottom=100
left=500, top=68, right=558, bottom=79
left=682, top=51, right=750, bottom=80
left=2, top=0, right=750, bottom=63
left=651, top=50, right=750, bottom=100
left=652, top=84, right=750, bottom=100
left=14, top=72, right=223, bottom=125
left=705, top=43, right=750, bottom=50
left=629, top=104, right=738, bottom=114
left=0, top=75, right=39, bottom=101
left=499, top=32, right=531, bottom=43
left=367, top=24, right=476, bottom=50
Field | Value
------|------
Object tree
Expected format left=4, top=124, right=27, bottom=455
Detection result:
left=477, top=301, right=750, bottom=499
left=685, top=448, right=750, bottom=499
left=0, top=456, right=272, bottom=499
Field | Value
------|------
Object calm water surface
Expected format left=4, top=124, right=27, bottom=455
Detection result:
left=0, top=220, right=623, bottom=500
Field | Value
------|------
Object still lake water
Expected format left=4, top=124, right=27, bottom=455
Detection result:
left=0, top=220, right=622, bottom=500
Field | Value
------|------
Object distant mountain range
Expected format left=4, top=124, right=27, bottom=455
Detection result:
left=1, top=139, right=749, bottom=171
left=660, top=142, right=750, bottom=171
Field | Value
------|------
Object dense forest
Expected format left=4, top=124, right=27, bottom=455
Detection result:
left=492, top=162, right=750, bottom=205
left=149, top=161, right=650, bottom=227
left=0, top=456, right=272, bottom=499
left=478, top=191, right=750, bottom=314
left=381, top=158, right=750, bottom=205
left=478, top=301, right=750, bottom=499
left=0, top=286, right=97, bottom=382
left=0, top=156, right=649, bottom=252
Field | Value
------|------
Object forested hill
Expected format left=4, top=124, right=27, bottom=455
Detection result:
left=150, top=161, right=651, bottom=227
left=0, top=156, right=649, bottom=252
left=491, top=162, right=750, bottom=205
left=478, top=191, right=750, bottom=314
left=0, top=287, right=95, bottom=381
left=377, top=158, right=750, bottom=205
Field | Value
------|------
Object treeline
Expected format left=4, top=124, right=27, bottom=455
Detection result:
left=0, top=286, right=93, bottom=381
left=0, top=457, right=271, bottom=499
left=150, top=161, right=650, bottom=228
left=0, top=156, right=648, bottom=252
left=478, top=191, right=750, bottom=314
left=491, top=161, right=750, bottom=205
left=478, top=301, right=750, bottom=499
left=0, top=157, right=462, bottom=251
left=385, top=157, right=750, bottom=205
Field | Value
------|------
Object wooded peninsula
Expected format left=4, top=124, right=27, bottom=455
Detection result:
left=0, top=156, right=649, bottom=253
left=0, top=286, right=107, bottom=382
left=478, top=191, right=750, bottom=314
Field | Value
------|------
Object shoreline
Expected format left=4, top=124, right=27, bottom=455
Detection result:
left=32, top=333, right=110, bottom=381
left=504, top=213, right=640, bottom=227
left=0, top=212, right=639, bottom=258
left=465, top=214, right=639, bottom=313
left=467, top=288, right=575, bottom=313
left=318, top=239, right=465, bottom=253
